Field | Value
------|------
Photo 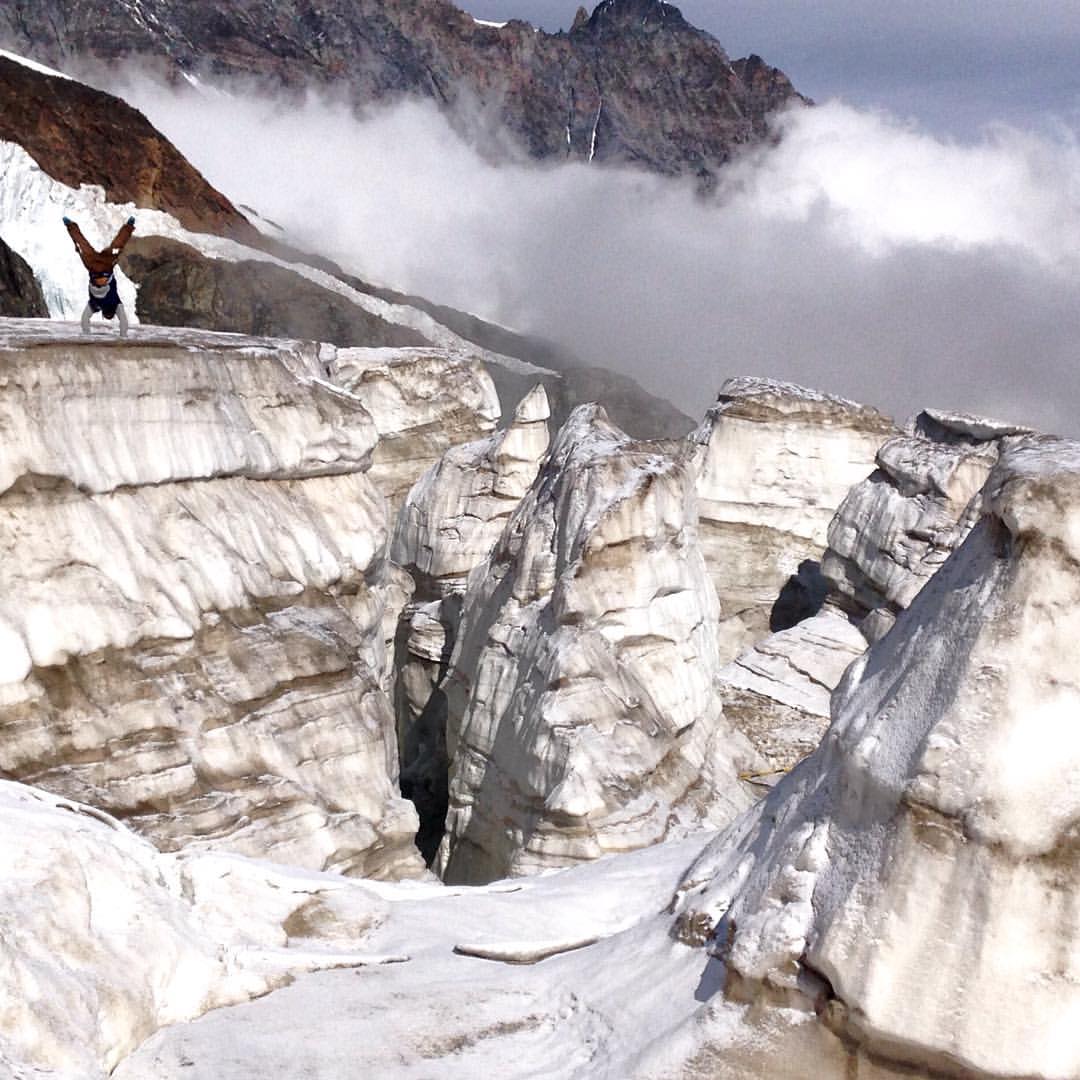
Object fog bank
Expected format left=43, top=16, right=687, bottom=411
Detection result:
left=121, top=78, right=1080, bottom=434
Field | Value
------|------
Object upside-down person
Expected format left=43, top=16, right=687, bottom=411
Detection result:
left=63, top=215, right=135, bottom=336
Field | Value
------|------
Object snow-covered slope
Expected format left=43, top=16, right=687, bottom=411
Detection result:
left=0, top=781, right=269, bottom=1079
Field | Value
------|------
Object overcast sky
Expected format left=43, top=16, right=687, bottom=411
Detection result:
left=463, top=1, right=1080, bottom=136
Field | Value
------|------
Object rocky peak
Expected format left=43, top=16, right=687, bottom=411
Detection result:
left=0, top=0, right=808, bottom=185
left=579, top=0, right=692, bottom=35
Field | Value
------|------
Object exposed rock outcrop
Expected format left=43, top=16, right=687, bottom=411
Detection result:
left=0, top=233, right=46, bottom=315
left=674, top=433, right=1080, bottom=1077
left=123, top=236, right=429, bottom=349
left=822, top=406, right=1031, bottom=641
left=437, top=404, right=763, bottom=884
left=0, top=319, right=424, bottom=878
left=0, top=54, right=257, bottom=241
left=691, top=378, right=896, bottom=661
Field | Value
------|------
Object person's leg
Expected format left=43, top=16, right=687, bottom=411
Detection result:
left=117, top=303, right=129, bottom=337
left=65, top=221, right=98, bottom=267
left=80, top=303, right=92, bottom=334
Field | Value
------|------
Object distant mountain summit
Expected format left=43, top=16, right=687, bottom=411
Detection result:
left=0, top=0, right=808, bottom=186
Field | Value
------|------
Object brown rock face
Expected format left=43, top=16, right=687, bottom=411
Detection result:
left=0, top=0, right=808, bottom=187
left=0, top=236, right=47, bottom=317
left=0, top=55, right=257, bottom=242
left=122, top=237, right=428, bottom=347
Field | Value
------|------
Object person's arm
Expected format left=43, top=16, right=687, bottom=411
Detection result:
left=106, top=217, right=136, bottom=256
left=63, top=217, right=97, bottom=269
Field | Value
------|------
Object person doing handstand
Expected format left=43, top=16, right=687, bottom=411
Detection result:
left=63, top=215, right=135, bottom=336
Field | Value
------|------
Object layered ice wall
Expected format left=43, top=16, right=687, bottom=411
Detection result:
left=333, top=345, right=503, bottom=513
left=675, top=433, right=1080, bottom=1078
left=0, top=320, right=425, bottom=877
left=437, top=404, right=764, bottom=883
left=824, top=407, right=1032, bottom=641
left=390, top=385, right=552, bottom=858
left=714, top=403, right=1030, bottom=778
left=690, top=378, right=896, bottom=662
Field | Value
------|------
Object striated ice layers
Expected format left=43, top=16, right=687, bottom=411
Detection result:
left=437, top=404, right=764, bottom=883
left=0, top=320, right=500, bottom=880
left=691, top=377, right=896, bottom=661
left=674, top=433, right=1080, bottom=1078
left=0, top=315, right=1072, bottom=1077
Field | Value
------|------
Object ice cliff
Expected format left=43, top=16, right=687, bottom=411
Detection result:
left=0, top=319, right=507, bottom=880
left=692, top=377, right=896, bottom=661
left=437, top=404, right=764, bottom=883
left=1, top=312, right=1072, bottom=1079
left=824, top=406, right=1033, bottom=641
left=674, top=433, right=1080, bottom=1077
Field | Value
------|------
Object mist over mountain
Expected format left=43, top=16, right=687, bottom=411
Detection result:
left=5, top=0, right=1080, bottom=432
left=118, top=78, right=1080, bottom=434
left=0, top=0, right=806, bottom=187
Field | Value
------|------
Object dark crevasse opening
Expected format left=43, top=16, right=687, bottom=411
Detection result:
left=393, top=594, right=461, bottom=867
left=769, top=559, right=828, bottom=633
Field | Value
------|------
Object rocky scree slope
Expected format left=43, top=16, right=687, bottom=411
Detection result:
left=0, top=0, right=807, bottom=187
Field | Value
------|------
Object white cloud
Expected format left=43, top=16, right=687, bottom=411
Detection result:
left=118, top=77, right=1080, bottom=435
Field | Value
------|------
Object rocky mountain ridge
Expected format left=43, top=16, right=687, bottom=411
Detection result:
left=0, top=0, right=808, bottom=186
